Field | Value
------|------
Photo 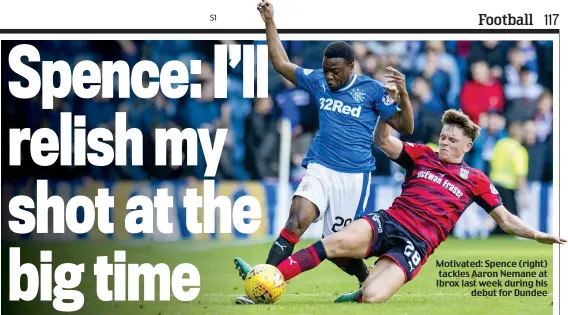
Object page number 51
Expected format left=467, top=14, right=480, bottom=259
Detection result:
left=544, top=14, right=559, bottom=26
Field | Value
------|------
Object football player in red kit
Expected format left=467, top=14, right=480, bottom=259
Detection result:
left=241, top=109, right=565, bottom=304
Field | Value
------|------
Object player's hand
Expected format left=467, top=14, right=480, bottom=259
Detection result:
left=257, top=0, right=274, bottom=23
left=385, top=66, right=408, bottom=96
left=535, top=231, right=567, bottom=245
left=385, top=85, right=401, bottom=104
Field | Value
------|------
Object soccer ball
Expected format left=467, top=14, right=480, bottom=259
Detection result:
left=244, top=264, right=286, bottom=304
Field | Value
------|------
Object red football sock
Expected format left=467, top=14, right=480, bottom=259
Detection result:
left=279, top=228, right=299, bottom=245
left=277, top=245, right=322, bottom=281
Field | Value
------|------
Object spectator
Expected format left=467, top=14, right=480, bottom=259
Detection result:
left=143, top=121, right=195, bottom=180
left=184, top=80, right=222, bottom=130
left=352, top=41, right=369, bottom=61
left=293, top=41, right=333, bottom=70
left=372, top=67, right=389, bottom=85
left=504, top=46, right=526, bottom=85
left=505, top=66, right=543, bottom=101
left=180, top=80, right=223, bottom=179
left=399, top=94, right=440, bottom=145
left=216, top=102, right=236, bottom=180
left=468, top=40, right=508, bottom=80
left=415, top=40, right=461, bottom=108
left=372, top=144, right=392, bottom=176
left=534, top=89, right=553, bottom=142
left=542, top=130, right=554, bottom=183
left=411, top=75, right=445, bottom=114
left=535, top=41, right=553, bottom=91
left=274, top=75, right=318, bottom=137
left=460, top=60, right=505, bottom=124
left=365, top=41, right=408, bottom=71
left=523, top=119, right=549, bottom=182
left=361, top=53, right=380, bottom=77
left=504, top=66, right=544, bottom=122
left=455, top=41, right=473, bottom=80
left=245, top=97, right=280, bottom=180
left=469, top=110, right=506, bottom=173
left=517, top=40, right=539, bottom=76
left=490, top=121, right=529, bottom=223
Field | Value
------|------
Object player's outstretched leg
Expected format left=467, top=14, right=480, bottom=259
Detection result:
left=233, top=196, right=318, bottom=282
left=234, top=256, right=255, bottom=304
left=334, top=256, right=405, bottom=303
left=274, top=218, right=373, bottom=281
left=234, top=257, right=253, bottom=280
left=234, top=196, right=320, bottom=305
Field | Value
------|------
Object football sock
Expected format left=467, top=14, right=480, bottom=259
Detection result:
left=265, top=228, right=299, bottom=266
left=277, top=240, right=327, bottom=281
left=330, top=258, right=370, bottom=283
left=357, top=291, right=363, bottom=303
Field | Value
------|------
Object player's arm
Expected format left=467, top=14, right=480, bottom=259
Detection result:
left=258, top=1, right=298, bottom=84
left=384, top=66, right=414, bottom=135
left=489, top=205, right=566, bottom=244
left=374, top=118, right=404, bottom=160
left=374, top=117, right=429, bottom=169
left=475, top=174, right=565, bottom=245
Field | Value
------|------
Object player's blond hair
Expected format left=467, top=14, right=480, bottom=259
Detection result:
left=441, top=109, right=481, bottom=141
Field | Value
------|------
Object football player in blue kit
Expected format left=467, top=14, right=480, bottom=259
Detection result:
left=234, top=0, right=414, bottom=304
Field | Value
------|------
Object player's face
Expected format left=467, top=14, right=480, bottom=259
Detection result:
left=438, top=125, right=472, bottom=163
left=322, top=57, right=354, bottom=91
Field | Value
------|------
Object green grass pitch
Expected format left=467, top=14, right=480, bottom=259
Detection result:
left=3, top=236, right=554, bottom=315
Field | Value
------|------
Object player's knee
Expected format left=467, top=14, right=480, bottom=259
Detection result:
left=361, top=287, right=391, bottom=303
left=286, top=199, right=318, bottom=235
left=284, top=215, right=302, bottom=236
left=285, top=209, right=311, bottom=236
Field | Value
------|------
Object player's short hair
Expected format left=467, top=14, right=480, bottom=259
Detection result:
left=441, top=109, right=481, bottom=141
left=323, top=41, right=355, bottom=63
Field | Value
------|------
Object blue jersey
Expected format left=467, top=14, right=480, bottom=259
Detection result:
left=295, top=66, right=400, bottom=173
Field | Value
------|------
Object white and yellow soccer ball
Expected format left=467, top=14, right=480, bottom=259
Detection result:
left=244, top=264, right=286, bottom=304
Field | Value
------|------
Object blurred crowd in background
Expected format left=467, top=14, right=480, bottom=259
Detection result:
left=1, top=40, right=554, bottom=197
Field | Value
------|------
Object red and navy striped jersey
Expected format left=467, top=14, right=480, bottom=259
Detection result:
left=387, top=142, right=503, bottom=253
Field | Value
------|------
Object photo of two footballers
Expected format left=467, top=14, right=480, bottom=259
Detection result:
left=1, top=0, right=564, bottom=314
left=233, top=0, right=564, bottom=307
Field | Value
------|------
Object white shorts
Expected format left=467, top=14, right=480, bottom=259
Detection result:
left=293, top=163, right=372, bottom=237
